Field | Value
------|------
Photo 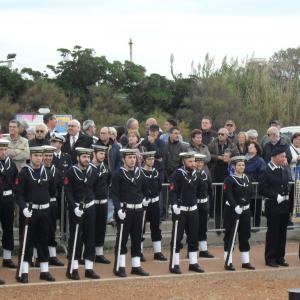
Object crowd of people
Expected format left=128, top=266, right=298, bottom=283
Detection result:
left=0, top=113, right=298, bottom=284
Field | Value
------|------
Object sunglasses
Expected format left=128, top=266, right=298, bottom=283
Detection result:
left=225, top=124, right=234, bottom=127
left=218, top=133, right=225, bottom=136
left=267, top=133, right=276, bottom=137
left=36, top=130, right=45, bottom=133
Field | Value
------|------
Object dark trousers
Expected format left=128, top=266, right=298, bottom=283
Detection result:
left=170, top=209, right=199, bottom=253
left=214, top=185, right=225, bottom=229
left=144, top=201, right=162, bottom=242
left=115, top=209, right=142, bottom=257
left=48, top=202, right=58, bottom=247
left=19, top=208, right=50, bottom=263
left=265, top=213, right=289, bottom=263
left=198, top=204, right=209, bottom=241
left=67, top=205, right=96, bottom=262
left=223, top=207, right=251, bottom=252
left=0, top=200, right=15, bottom=251
left=95, top=202, right=108, bottom=247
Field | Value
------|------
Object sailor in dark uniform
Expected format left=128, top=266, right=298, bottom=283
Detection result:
left=42, top=145, right=64, bottom=266
left=223, top=156, right=255, bottom=271
left=169, top=152, right=205, bottom=274
left=0, top=139, right=18, bottom=270
left=194, top=153, right=214, bottom=258
left=90, top=145, right=111, bottom=264
left=140, top=151, right=167, bottom=262
left=64, top=147, right=100, bottom=280
left=259, top=146, right=290, bottom=267
left=111, top=149, right=149, bottom=277
left=16, top=146, right=56, bottom=283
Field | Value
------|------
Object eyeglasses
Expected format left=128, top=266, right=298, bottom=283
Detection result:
left=218, top=133, right=225, bottom=136
left=225, top=124, right=234, bottom=127
left=267, top=133, right=276, bottom=137
left=36, top=130, right=45, bottom=133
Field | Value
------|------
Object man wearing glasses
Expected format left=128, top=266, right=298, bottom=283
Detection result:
left=224, top=120, right=237, bottom=143
left=29, top=124, right=50, bottom=147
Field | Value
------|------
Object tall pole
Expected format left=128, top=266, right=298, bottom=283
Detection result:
left=129, top=38, right=133, bottom=62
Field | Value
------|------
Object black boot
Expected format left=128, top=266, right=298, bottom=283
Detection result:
left=131, top=267, right=149, bottom=276
left=2, top=259, right=17, bottom=269
left=0, top=277, right=5, bottom=285
left=40, top=272, right=55, bottom=282
left=95, top=255, right=111, bottom=264
left=66, top=262, right=80, bottom=280
left=49, top=257, right=64, bottom=266
left=224, top=263, right=235, bottom=271
left=189, top=263, right=205, bottom=273
left=199, top=251, right=214, bottom=258
left=18, top=273, right=28, bottom=284
left=169, top=265, right=182, bottom=274
left=85, top=269, right=100, bottom=279
left=140, top=253, right=146, bottom=262
left=114, top=267, right=127, bottom=277
left=242, top=263, right=255, bottom=270
left=154, top=252, right=167, bottom=261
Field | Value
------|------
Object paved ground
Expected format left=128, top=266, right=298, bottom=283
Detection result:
left=0, top=242, right=300, bottom=299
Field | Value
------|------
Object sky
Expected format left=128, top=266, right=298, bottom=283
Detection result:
left=0, top=0, right=300, bottom=78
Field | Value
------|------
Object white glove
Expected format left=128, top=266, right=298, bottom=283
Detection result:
left=277, top=194, right=284, bottom=204
left=118, top=209, right=126, bottom=220
left=172, top=205, right=181, bottom=215
left=23, top=208, right=32, bottom=218
left=234, top=205, right=243, bottom=215
left=142, top=198, right=151, bottom=207
left=74, top=207, right=84, bottom=217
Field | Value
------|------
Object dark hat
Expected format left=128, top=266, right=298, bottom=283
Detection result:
left=0, top=139, right=9, bottom=147
left=120, top=148, right=138, bottom=156
left=194, top=153, right=206, bottom=161
left=271, top=145, right=286, bottom=157
left=51, top=133, right=65, bottom=143
left=41, top=145, right=56, bottom=153
left=231, top=155, right=246, bottom=164
left=179, top=152, right=196, bottom=159
left=29, top=146, right=44, bottom=154
left=92, top=145, right=108, bottom=152
left=140, top=151, right=156, bottom=159
left=75, top=147, right=93, bottom=155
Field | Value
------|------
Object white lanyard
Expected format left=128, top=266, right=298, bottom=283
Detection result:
left=178, top=168, right=197, bottom=184
left=72, top=165, right=92, bottom=183
left=121, top=167, right=140, bottom=183
left=26, top=164, right=48, bottom=183
left=141, top=167, right=159, bottom=179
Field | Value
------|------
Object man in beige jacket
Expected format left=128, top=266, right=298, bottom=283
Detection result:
left=6, top=120, right=29, bottom=171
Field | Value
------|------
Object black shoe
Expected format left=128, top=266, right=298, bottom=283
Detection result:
left=95, top=255, right=111, bottom=264
left=2, top=259, right=17, bottom=269
left=18, top=273, right=28, bottom=284
left=79, top=259, right=85, bottom=265
left=66, top=269, right=80, bottom=280
left=49, top=257, right=64, bottom=266
left=154, top=252, right=167, bottom=261
left=0, top=278, right=5, bottom=285
left=40, top=272, right=55, bottom=282
left=277, top=260, right=289, bottom=267
left=199, top=251, right=214, bottom=258
left=131, top=267, right=149, bottom=276
left=189, top=263, right=205, bottom=273
left=224, top=263, right=235, bottom=271
left=85, top=269, right=100, bottom=279
left=169, top=265, right=182, bottom=274
left=242, top=263, right=255, bottom=270
left=266, top=261, right=279, bottom=268
left=140, top=253, right=146, bottom=262
left=114, top=267, right=127, bottom=277
left=34, top=260, right=40, bottom=268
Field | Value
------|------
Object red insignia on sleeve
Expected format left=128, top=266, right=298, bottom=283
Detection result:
left=169, top=183, right=175, bottom=191
left=223, top=183, right=227, bottom=191
left=15, top=178, right=20, bottom=185
left=64, top=177, right=69, bottom=185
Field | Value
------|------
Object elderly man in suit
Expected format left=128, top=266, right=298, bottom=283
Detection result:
left=61, top=119, right=93, bottom=164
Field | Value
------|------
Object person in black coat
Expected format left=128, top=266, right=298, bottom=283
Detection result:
left=28, top=124, right=50, bottom=147
left=259, top=146, right=291, bottom=268
left=61, top=119, right=93, bottom=164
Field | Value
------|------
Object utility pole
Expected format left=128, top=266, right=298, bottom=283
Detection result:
left=129, top=38, right=133, bottom=62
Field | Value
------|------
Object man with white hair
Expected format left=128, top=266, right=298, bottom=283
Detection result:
left=61, top=119, right=93, bottom=163
left=83, top=120, right=98, bottom=144
left=262, top=127, right=292, bottom=164
left=246, top=129, right=259, bottom=143
left=29, top=124, right=50, bottom=147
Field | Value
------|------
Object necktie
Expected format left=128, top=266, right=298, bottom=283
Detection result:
left=71, top=136, right=76, bottom=148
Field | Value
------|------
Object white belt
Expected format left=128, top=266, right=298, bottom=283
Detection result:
left=180, top=205, right=198, bottom=212
left=197, top=197, right=208, bottom=204
left=150, top=196, right=159, bottom=203
left=282, top=195, right=289, bottom=201
left=226, top=201, right=250, bottom=211
left=50, top=197, right=56, bottom=202
left=75, top=200, right=95, bottom=209
left=3, top=190, right=12, bottom=196
left=121, top=203, right=143, bottom=209
left=94, top=199, right=108, bottom=205
left=29, top=203, right=50, bottom=210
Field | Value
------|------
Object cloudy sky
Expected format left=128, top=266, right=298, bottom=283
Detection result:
left=0, top=0, right=300, bottom=78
